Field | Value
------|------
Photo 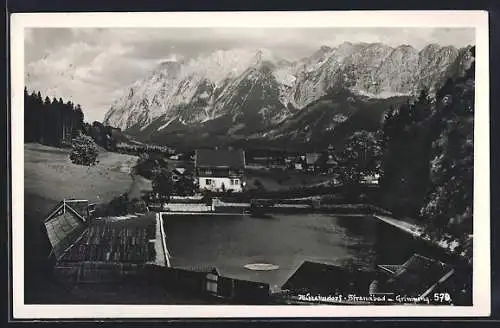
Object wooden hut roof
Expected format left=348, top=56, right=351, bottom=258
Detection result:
left=379, top=254, right=454, bottom=298
left=281, top=261, right=374, bottom=295
left=44, top=200, right=88, bottom=260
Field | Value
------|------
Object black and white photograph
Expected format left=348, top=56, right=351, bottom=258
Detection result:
left=10, top=11, right=490, bottom=318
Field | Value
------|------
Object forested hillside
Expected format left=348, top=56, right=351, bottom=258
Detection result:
left=380, top=47, right=475, bottom=258
left=24, top=88, right=85, bottom=146
left=24, top=88, right=128, bottom=151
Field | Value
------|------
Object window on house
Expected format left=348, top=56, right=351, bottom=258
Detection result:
left=233, top=179, right=239, bottom=185
left=205, top=179, right=212, bottom=185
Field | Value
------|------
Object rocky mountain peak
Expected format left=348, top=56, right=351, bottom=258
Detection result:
left=104, top=42, right=472, bottom=146
left=319, top=45, right=333, bottom=53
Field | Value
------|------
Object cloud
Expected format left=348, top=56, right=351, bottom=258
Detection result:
left=24, top=27, right=475, bottom=122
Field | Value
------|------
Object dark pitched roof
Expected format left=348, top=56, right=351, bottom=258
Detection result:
left=44, top=201, right=87, bottom=260
left=45, top=200, right=88, bottom=223
left=282, top=261, right=374, bottom=295
left=59, top=214, right=158, bottom=264
left=172, top=167, right=188, bottom=175
left=377, top=264, right=402, bottom=275
left=62, top=199, right=90, bottom=221
left=381, top=254, right=454, bottom=297
left=195, top=149, right=245, bottom=169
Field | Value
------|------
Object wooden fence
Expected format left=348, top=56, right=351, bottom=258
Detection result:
left=140, top=266, right=270, bottom=303
left=53, top=263, right=270, bottom=303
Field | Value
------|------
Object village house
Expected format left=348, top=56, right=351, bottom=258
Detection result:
left=305, top=153, right=322, bottom=172
left=280, top=260, right=374, bottom=303
left=284, top=155, right=295, bottom=169
left=294, top=162, right=304, bottom=171
left=278, top=254, right=466, bottom=305
left=194, top=149, right=246, bottom=192
left=374, top=253, right=463, bottom=303
left=361, top=173, right=380, bottom=185
left=285, top=154, right=306, bottom=171
left=44, top=199, right=93, bottom=259
left=44, top=200, right=170, bottom=284
left=171, top=166, right=189, bottom=182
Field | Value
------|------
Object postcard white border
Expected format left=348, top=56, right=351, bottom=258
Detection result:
left=10, top=10, right=490, bottom=319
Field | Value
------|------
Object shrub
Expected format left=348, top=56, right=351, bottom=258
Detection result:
left=101, top=193, right=149, bottom=217
left=105, top=194, right=129, bottom=216
left=133, top=152, right=169, bottom=179
left=126, top=198, right=148, bottom=213
left=174, top=176, right=195, bottom=196
left=70, top=133, right=99, bottom=166
left=152, top=167, right=173, bottom=200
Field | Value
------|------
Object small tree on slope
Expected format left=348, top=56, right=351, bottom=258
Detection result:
left=70, top=133, right=99, bottom=166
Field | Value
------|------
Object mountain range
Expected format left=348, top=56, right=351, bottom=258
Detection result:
left=103, top=42, right=474, bottom=150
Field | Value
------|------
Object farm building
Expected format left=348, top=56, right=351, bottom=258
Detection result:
left=44, top=199, right=94, bottom=259
left=281, top=260, right=375, bottom=302
left=305, top=153, right=322, bottom=172
left=194, top=149, right=246, bottom=192
left=43, top=200, right=170, bottom=284
left=375, top=254, right=458, bottom=302
left=294, top=163, right=304, bottom=171
left=171, top=166, right=191, bottom=182
left=141, top=265, right=270, bottom=303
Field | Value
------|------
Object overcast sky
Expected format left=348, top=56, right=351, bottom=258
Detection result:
left=24, top=28, right=475, bottom=123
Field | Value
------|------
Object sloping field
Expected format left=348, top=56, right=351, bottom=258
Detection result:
left=24, top=143, right=147, bottom=205
left=24, top=143, right=153, bottom=225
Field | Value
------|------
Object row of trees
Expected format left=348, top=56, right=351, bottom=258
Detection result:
left=24, top=88, right=131, bottom=165
left=86, top=121, right=120, bottom=151
left=24, top=88, right=85, bottom=146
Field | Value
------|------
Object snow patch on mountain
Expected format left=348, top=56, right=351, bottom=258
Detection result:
left=157, top=118, right=176, bottom=131
left=272, top=68, right=296, bottom=87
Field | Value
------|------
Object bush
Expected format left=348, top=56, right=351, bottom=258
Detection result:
left=126, top=198, right=148, bottom=213
left=152, top=167, right=173, bottom=200
left=70, top=134, right=99, bottom=166
left=100, top=193, right=149, bottom=217
left=104, top=194, right=129, bottom=216
left=134, top=152, right=169, bottom=179
left=173, top=176, right=195, bottom=196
